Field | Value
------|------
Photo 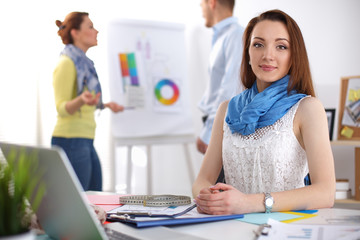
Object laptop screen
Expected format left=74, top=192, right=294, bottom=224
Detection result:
left=0, top=142, right=108, bottom=240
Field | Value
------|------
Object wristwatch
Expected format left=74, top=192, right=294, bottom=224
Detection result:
left=264, top=192, right=274, bottom=213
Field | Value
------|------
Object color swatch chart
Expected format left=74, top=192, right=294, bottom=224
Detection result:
left=119, top=53, right=139, bottom=86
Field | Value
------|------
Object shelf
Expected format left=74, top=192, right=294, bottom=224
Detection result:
left=334, top=197, right=360, bottom=210
left=330, top=141, right=360, bottom=201
left=331, top=140, right=360, bottom=146
left=335, top=197, right=360, bottom=204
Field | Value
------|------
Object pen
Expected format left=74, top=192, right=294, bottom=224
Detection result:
left=108, top=214, right=132, bottom=220
left=115, top=211, right=152, bottom=217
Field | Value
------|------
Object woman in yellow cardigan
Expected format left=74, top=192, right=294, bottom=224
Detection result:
left=52, top=12, right=124, bottom=191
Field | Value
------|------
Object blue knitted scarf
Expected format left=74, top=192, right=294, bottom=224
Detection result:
left=61, top=44, right=103, bottom=109
left=225, top=75, right=306, bottom=135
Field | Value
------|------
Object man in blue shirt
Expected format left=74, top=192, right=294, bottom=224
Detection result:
left=197, top=0, right=244, bottom=155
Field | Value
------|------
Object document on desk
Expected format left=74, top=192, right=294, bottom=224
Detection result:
left=107, top=203, right=197, bottom=217
left=107, top=204, right=244, bottom=228
left=256, top=218, right=360, bottom=240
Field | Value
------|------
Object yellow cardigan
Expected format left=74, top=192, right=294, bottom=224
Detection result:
left=52, top=55, right=96, bottom=139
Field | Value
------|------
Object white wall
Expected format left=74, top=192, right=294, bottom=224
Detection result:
left=0, top=0, right=359, bottom=195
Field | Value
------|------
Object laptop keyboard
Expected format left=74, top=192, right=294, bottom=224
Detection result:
left=105, top=228, right=140, bottom=240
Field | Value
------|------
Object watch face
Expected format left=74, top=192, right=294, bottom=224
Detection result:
left=265, top=198, right=273, bottom=206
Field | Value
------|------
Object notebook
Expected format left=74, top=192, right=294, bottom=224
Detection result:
left=0, top=142, right=205, bottom=240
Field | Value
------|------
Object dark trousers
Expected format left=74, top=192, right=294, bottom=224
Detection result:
left=216, top=167, right=226, bottom=184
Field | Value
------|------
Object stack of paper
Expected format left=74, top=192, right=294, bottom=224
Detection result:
left=336, top=179, right=351, bottom=200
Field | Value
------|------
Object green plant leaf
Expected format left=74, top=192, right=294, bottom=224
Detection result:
left=0, top=147, right=45, bottom=236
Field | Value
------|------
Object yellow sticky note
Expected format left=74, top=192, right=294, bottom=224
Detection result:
left=341, top=126, right=354, bottom=138
left=348, top=89, right=360, bottom=102
left=281, top=211, right=317, bottom=223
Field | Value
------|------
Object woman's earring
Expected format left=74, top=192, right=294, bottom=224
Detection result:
left=249, top=61, right=251, bottom=65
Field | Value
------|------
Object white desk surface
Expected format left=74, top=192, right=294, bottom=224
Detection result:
left=87, top=192, right=360, bottom=240
left=166, top=208, right=360, bottom=240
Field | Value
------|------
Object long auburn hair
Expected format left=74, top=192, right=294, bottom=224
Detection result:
left=240, top=9, right=315, bottom=96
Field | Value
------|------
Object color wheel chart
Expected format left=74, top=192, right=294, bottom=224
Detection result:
left=154, top=79, right=180, bottom=105
left=119, top=52, right=139, bottom=87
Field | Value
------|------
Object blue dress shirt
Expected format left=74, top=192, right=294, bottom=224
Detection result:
left=198, top=17, right=244, bottom=144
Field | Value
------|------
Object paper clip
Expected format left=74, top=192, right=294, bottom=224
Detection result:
left=253, top=223, right=272, bottom=238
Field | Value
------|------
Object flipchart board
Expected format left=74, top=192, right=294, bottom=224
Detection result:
left=107, top=19, right=194, bottom=138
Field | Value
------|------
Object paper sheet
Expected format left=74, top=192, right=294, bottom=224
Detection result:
left=239, top=211, right=317, bottom=225
left=86, top=194, right=124, bottom=211
left=257, top=219, right=360, bottom=240
left=107, top=203, right=195, bottom=216
left=239, top=212, right=302, bottom=225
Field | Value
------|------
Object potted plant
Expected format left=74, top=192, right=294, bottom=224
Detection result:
left=0, top=148, right=45, bottom=239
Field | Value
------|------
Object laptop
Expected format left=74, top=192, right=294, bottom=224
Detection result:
left=0, top=142, right=205, bottom=240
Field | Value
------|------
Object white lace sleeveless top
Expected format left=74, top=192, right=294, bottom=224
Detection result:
left=222, top=97, right=309, bottom=194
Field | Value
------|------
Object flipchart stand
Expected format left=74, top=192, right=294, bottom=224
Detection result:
left=109, top=134, right=196, bottom=194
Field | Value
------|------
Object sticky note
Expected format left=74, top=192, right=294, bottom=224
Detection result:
left=341, top=126, right=354, bottom=138
left=348, top=89, right=360, bottom=102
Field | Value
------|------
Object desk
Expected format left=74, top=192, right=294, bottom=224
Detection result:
left=87, top=193, right=360, bottom=240
left=331, top=140, right=360, bottom=200
left=166, top=208, right=360, bottom=240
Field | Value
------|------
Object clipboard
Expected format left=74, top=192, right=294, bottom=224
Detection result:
left=106, top=204, right=244, bottom=228
left=108, top=203, right=197, bottom=218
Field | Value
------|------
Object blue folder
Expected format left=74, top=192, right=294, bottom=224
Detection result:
left=107, top=205, right=244, bottom=228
